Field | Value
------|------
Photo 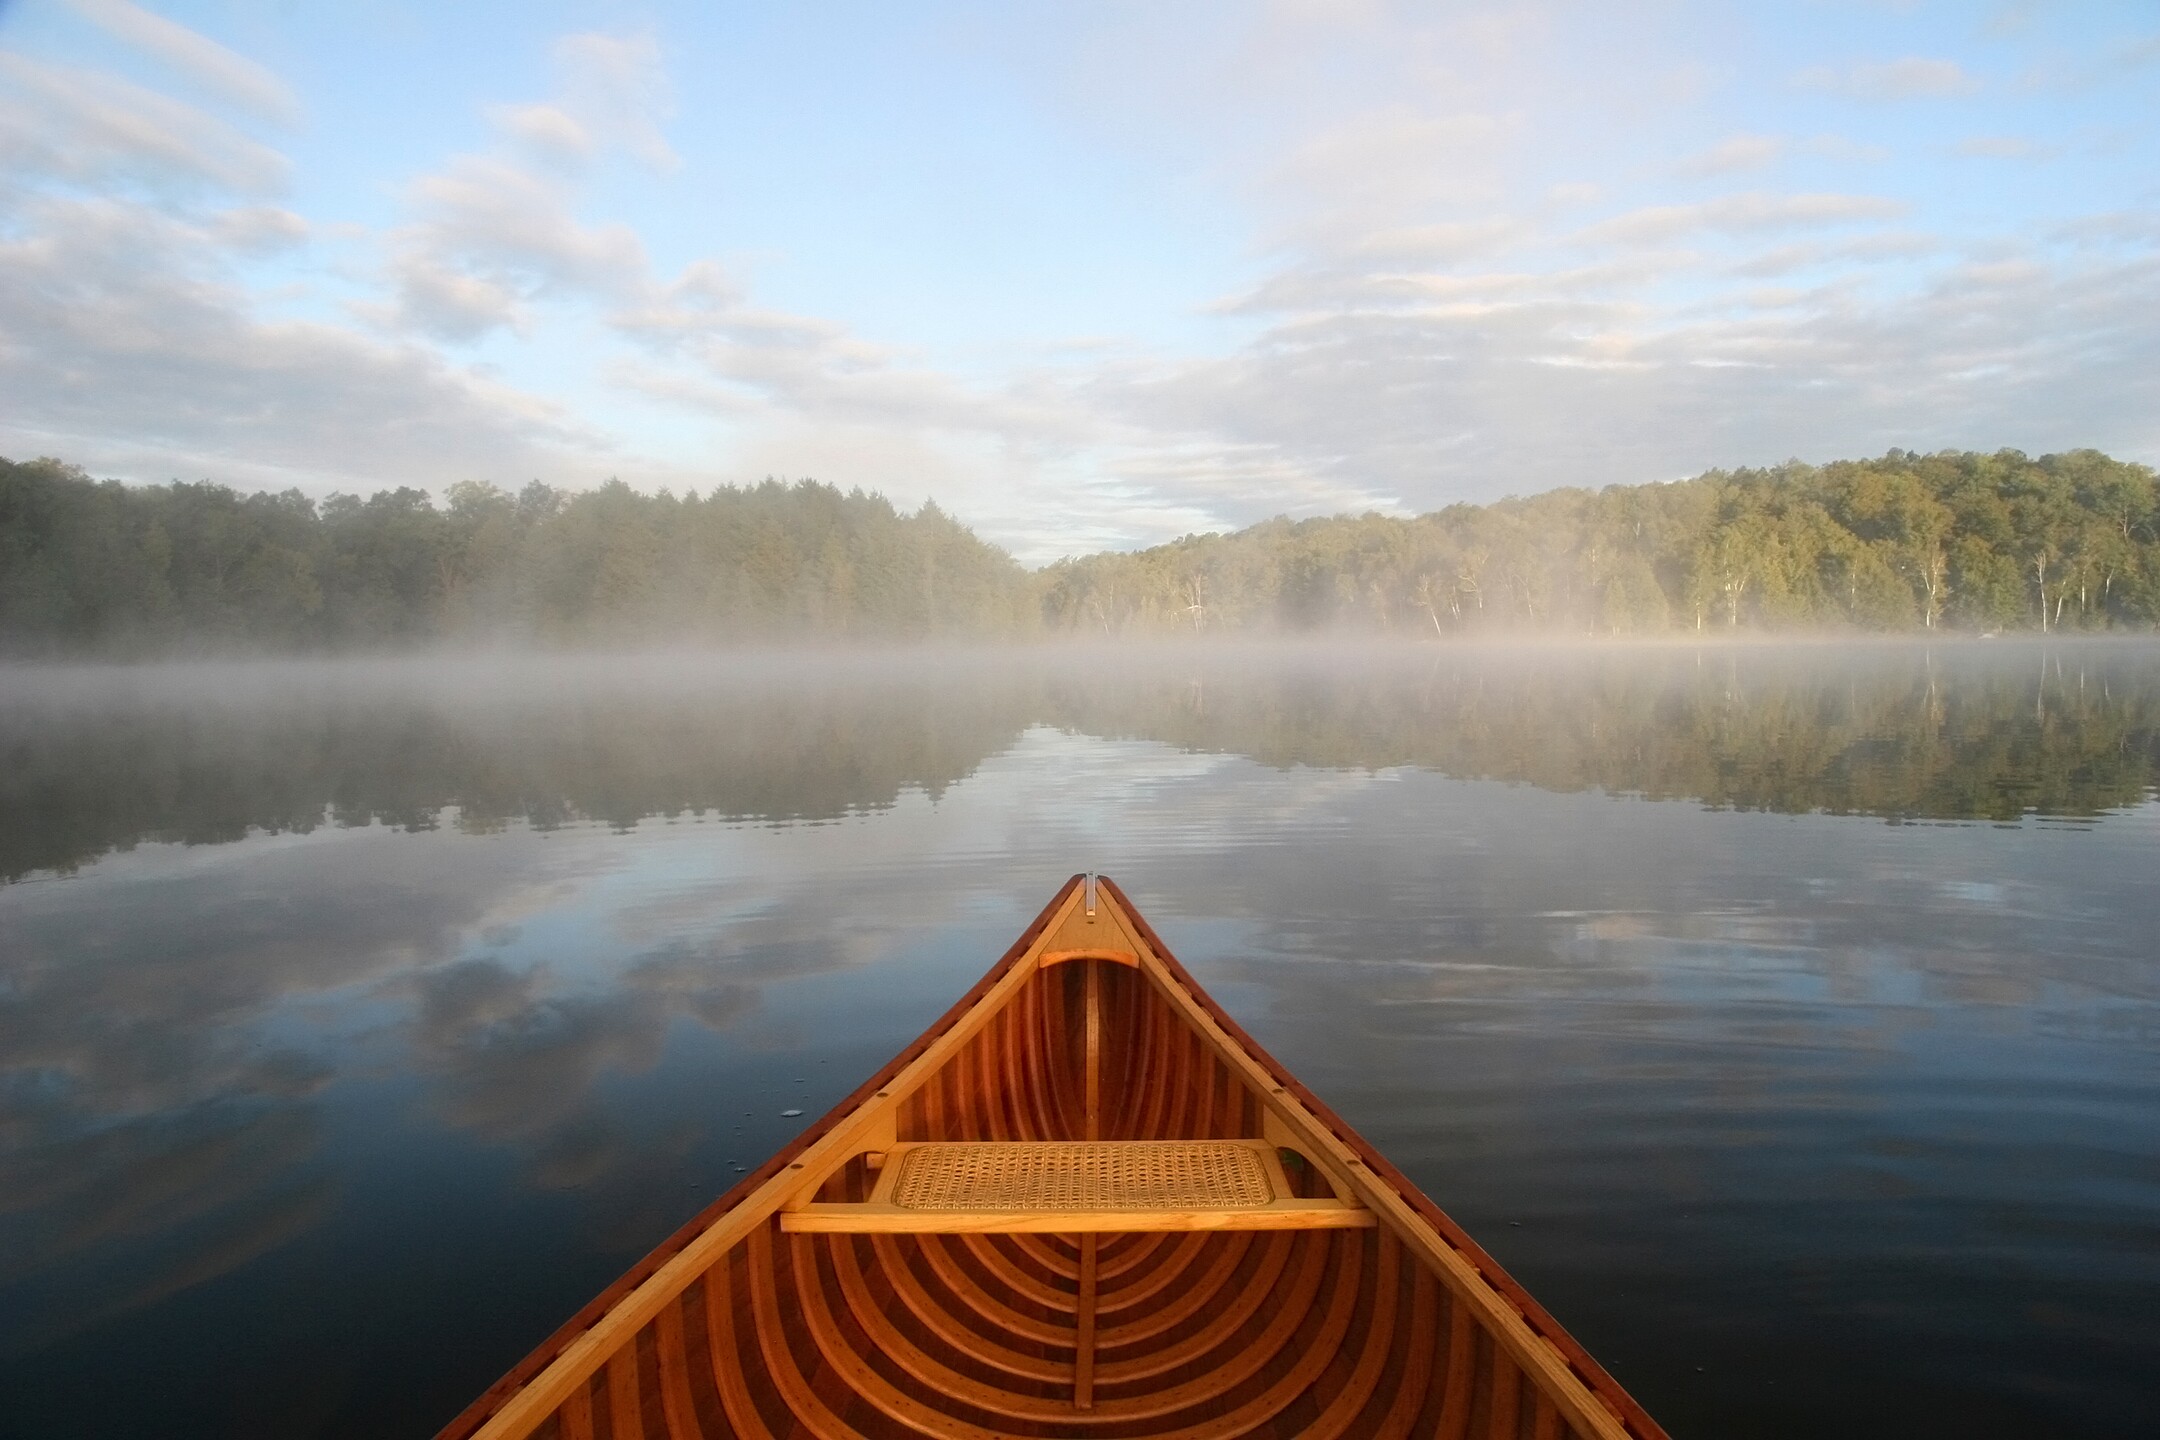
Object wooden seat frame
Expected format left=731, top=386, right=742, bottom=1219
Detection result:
left=782, top=1138, right=1376, bottom=1233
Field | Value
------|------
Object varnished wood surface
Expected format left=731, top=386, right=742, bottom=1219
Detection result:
left=435, top=877, right=1670, bottom=1440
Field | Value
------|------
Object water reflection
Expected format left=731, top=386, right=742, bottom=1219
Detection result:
left=4, top=642, right=2158, bottom=883
left=0, top=644, right=2156, bottom=1437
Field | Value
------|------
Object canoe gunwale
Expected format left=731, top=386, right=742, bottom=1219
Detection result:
left=432, top=874, right=1671, bottom=1440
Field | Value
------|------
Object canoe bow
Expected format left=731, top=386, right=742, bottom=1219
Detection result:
left=434, top=875, right=1669, bottom=1440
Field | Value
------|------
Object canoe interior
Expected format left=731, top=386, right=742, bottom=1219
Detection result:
left=441, top=878, right=1665, bottom=1440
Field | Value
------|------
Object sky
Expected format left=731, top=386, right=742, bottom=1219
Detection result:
left=1, top=1, right=2156, bottom=562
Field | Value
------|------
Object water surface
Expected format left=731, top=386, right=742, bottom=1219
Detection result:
left=2, top=642, right=2157, bottom=1439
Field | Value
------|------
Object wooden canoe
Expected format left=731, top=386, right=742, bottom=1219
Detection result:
left=436, top=875, right=1669, bottom=1440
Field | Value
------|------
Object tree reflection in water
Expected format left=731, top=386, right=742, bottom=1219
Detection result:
left=4, top=642, right=2156, bottom=883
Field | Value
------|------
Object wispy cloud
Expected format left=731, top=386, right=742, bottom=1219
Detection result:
left=1795, top=57, right=1981, bottom=100
left=67, top=0, right=302, bottom=124
left=1576, top=191, right=1906, bottom=246
left=1956, top=135, right=2049, bottom=160
left=0, top=189, right=598, bottom=490
left=1673, top=133, right=1786, bottom=178
left=373, top=32, right=674, bottom=341
left=0, top=52, right=288, bottom=194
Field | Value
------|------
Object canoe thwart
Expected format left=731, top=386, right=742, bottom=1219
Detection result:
left=781, top=1139, right=1377, bottom=1233
left=779, top=1201, right=1376, bottom=1233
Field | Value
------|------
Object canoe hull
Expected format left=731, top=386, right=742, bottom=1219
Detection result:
left=438, top=877, right=1667, bottom=1440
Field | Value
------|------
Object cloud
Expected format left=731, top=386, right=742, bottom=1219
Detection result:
left=1344, top=219, right=1532, bottom=264
left=1795, top=57, right=1981, bottom=100
left=474, top=34, right=674, bottom=173
left=0, top=194, right=598, bottom=491
left=1956, top=135, right=2048, bottom=160
left=373, top=31, right=672, bottom=341
left=1725, top=230, right=1938, bottom=278
left=209, top=204, right=308, bottom=253
left=611, top=260, right=1093, bottom=448
left=1673, top=133, right=1786, bottom=179
left=1090, top=214, right=2160, bottom=524
left=487, top=102, right=596, bottom=167
left=1796, top=133, right=1893, bottom=164
left=550, top=30, right=678, bottom=172
left=1271, top=108, right=1514, bottom=232
left=67, top=0, right=301, bottom=124
left=0, top=52, right=288, bottom=194
left=1577, top=191, right=1906, bottom=246
left=2052, top=211, right=2160, bottom=247
left=385, top=251, right=526, bottom=341
left=383, top=154, right=649, bottom=340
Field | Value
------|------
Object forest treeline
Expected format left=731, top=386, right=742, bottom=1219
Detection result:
left=0, top=459, right=1030, bottom=653
left=3, top=446, right=2157, bottom=654
left=1044, top=447, right=2160, bottom=637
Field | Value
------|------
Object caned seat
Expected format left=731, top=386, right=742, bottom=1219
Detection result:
left=780, top=1138, right=1374, bottom=1233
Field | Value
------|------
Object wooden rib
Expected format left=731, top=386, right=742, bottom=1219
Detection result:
left=1094, top=1233, right=1230, bottom=1317
left=1087, top=1227, right=1338, bottom=1422
left=951, top=1232, right=1074, bottom=1309
left=1297, top=1231, right=1398, bottom=1440
left=1435, top=1288, right=1478, bottom=1440
left=1096, top=1233, right=1296, bottom=1384
left=1093, top=1229, right=1173, bottom=1283
left=743, top=1224, right=868, bottom=1440
left=830, top=1237, right=1278, bottom=1407
left=786, top=1236, right=1045, bottom=1440
left=1075, top=1232, right=1098, bottom=1410
left=652, top=1301, right=698, bottom=1440
left=1096, top=1237, right=1262, bottom=1349
left=789, top=1230, right=1333, bottom=1432
left=1126, top=1229, right=1365, bottom=1440
left=702, top=1258, right=777, bottom=1440
left=1370, top=1258, right=1442, bottom=1440
left=893, top=1234, right=1069, bottom=1347
left=556, top=1384, right=594, bottom=1440
left=880, top=1234, right=1070, bottom=1357
left=817, top=1250, right=1084, bottom=1428
left=1488, top=1347, right=1524, bottom=1440
left=1008, top=1231, right=1080, bottom=1280
left=604, top=1349, right=644, bottom=1440
left=837, top=1234, right=1067, bottom=1383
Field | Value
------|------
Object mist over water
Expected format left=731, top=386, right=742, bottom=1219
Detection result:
left=2, top=640, right=2157, bottom=1438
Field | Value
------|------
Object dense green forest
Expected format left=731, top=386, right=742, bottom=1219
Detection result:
left=0, top=459, right=1030, bottom=652
left=1043, top=448, right=2160, bottom=637
left=3, top=446, right=2156, bottom=654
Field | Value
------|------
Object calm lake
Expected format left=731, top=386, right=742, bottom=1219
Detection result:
left=2, top=641, right=2157, bottom=1440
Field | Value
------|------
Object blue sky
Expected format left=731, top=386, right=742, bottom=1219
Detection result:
left=2, top=1, right=2155, bottom=560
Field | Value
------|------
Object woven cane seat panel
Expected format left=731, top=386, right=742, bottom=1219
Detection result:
left=891, top=1141, right=1275, bottom=1211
